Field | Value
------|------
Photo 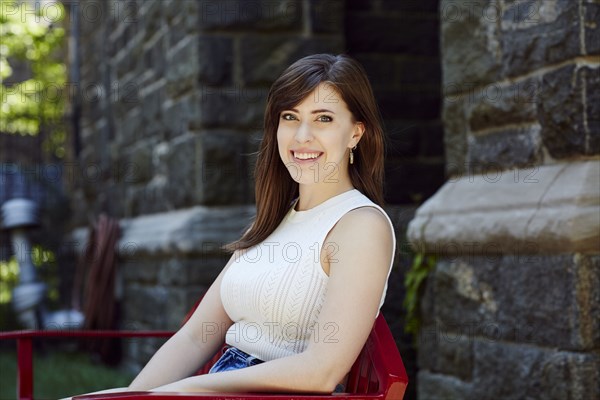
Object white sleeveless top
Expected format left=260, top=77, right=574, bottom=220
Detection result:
left=220, top=189, right=396, bottom=362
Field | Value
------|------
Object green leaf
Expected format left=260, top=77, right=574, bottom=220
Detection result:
left=403, top=252, right=436, bottom=338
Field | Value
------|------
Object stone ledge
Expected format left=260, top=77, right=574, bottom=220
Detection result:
left=408, top=160, right=600, bottom=254
left=419, top=340, right=600, bottom=400
left=69, top=205, right=255, bottom=257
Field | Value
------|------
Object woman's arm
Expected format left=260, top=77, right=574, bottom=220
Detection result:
left=150, top=207, right=394, bottom=393
left=127, top=251, right=238, bottom=390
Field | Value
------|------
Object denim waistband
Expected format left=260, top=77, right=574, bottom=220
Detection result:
left=208, top=345, right=264, bottom=374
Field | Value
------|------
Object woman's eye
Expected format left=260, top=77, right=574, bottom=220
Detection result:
left=317, top=115, right=332, bottom=122
left=281, top=113, right=296, bottom=121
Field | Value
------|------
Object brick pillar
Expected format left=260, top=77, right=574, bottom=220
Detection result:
left=408, top=1, right=600, bottom=398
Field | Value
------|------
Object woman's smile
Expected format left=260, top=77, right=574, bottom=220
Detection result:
left=290, top=150, right=324, bottom=165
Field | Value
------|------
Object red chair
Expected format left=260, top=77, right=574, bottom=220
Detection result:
left=0, top=312, right=407, bottom=400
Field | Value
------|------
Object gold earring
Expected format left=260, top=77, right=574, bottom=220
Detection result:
left=350, top=145, right=357, bottom=164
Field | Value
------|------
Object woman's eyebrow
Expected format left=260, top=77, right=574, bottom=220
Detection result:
left=287, top=108, right=336, bottom=114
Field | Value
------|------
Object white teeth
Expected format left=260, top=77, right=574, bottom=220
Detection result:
left=294, top=152, right=321, bottom=160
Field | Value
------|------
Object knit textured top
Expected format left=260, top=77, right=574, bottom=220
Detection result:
left=220, top=189, right=396, bottom=362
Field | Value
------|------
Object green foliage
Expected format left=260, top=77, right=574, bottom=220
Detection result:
left=0, top=256, right=18, bottom=304
left=0, top=350, right=134, bottom=398
left=403, top=252, right=436, bottom=336
left=0, top=0, right=67, bottom=157
left=0, top=245, right=59, bottom=311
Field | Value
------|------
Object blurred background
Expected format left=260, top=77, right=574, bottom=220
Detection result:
left=0, top=0, right=598, bottom=399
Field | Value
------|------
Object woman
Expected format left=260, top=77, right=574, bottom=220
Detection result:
left=72, top=53, right=395, bottom=396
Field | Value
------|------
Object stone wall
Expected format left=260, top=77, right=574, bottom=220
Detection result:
left=409, top=0, right=600, bottom=398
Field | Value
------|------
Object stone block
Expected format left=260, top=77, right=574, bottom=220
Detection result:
left=164, top=0, right=183, bottom=23
left=195, top=87, right=266, bottom=130
left=194, top=131, right=252, bottom=205
left=575, top=255, right=600, bottom=350
left=141, top=85, right=164, bottom=126
left=166, top=35, right=199, bottom=97
left=418, top=329, right=473, bottom=381
left=103, top=181, right=127, bottom=217
left=424, top=254, right=600, bottom=350
left=114, top=77, right=142, bottom=116
left=167, top=15, right=187, bottom=47
left=501, top=0, right=582, bottom=77
left=310, top=0, right=343, bottom=34
left=139, top=0, right=162, bottom=42
left=239, top=36, right=344, bottom=86
left=158, top=256, right=224, bottom=288
left=121, top=259, right=161, bottom=284
left=189, top=254, right=231, bottom=285
left=471, top=340, right=600, bottom=400
left=418, top=371, right=473, bottom=400
left=538, top=65, right=591, bottom=158
left=467, top=77, right=540, bottom=132
left=158, top=258, right=189, bottom=286
left=123, top=284, right=170, bottom=327
left=117, top=204, right=255, bottom=257
left=116, top=45, right=142, bottom=79
left=163, top=95, right=194, bottom=139
left=443, top=98, right=468, bottom=176
left=124, top=181, right=169, bottom=216
left=144, top=35, right=167, bottom=78
left=584, top=1, right=600, bottom=55
left=440, top=0, right=501, bottom=87
left=583, top=66, right=600, bottom=155
left=162, top=286, right=189, bottom=329
left=197, top=0, right=302, bottom=32
left=198, top=36, right=233, bottom=85
left=467, top=125, right=542, bottom=169
left=164, top=134, right=197, bottom=209
left=408, top=160, right=600, bottom=256
left=347, top=13, right=439, bottom=56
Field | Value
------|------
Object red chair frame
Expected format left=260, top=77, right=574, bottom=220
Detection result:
left=0, top=314, right=407, bottom=400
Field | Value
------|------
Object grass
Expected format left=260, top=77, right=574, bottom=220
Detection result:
left=0, top=348, right=134, bottom=399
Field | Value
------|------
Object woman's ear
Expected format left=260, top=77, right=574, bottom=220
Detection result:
left=351, top=122, right=366, bottom=147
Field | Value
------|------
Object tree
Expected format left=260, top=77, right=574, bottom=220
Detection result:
left=0, top=0, right=66, bottom=158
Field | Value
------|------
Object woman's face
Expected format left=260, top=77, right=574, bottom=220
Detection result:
left=277, top=83, right=364, bottom=186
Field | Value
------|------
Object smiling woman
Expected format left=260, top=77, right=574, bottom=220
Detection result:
left=69, top=54, right=397, bottom=396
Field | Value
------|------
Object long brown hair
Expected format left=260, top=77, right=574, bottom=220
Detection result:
left=222, top=54, right=386, bottom=253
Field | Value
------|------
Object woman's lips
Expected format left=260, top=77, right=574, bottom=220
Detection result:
left=290, top=151, right=323, bottom=164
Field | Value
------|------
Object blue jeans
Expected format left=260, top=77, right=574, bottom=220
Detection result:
left=208, top=346, right=264, bottom=374
left=208, top=346, right=345, bottom=393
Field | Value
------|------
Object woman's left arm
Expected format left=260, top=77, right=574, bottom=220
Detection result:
left=152, top=207, right=394, bottom=394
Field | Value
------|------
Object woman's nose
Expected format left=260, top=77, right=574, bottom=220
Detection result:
left=294, top=121, right=313, bottom=142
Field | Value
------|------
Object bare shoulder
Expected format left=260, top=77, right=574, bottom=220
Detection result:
left=325, top=206, right=394, bottom=255
left=320, top=206, right=394, bottom=280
